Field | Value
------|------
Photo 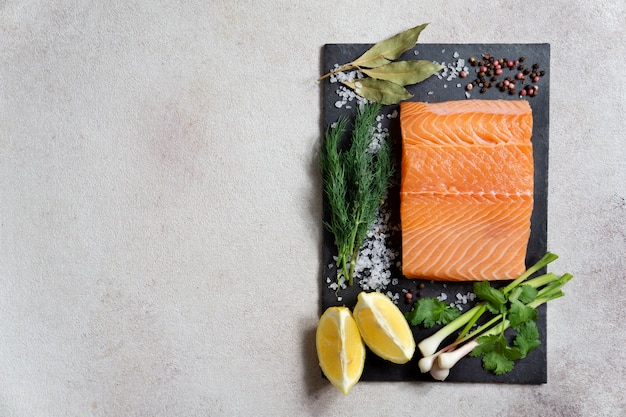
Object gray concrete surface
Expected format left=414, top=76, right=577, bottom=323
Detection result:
left=0, top=1, right=624, bottom=416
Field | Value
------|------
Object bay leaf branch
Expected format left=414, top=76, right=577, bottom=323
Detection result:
left=361, top=60, right=444, bottom=86
left=343, top=78, right=412, bottom=105
left=350, top=23, right=429, bottom=69
left=317, top=23, right=429, bottom=81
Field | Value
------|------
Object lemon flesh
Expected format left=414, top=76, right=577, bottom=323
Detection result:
left=353, top=291, right=416, bottom=364
left=316, top=306, right=365, bottom=395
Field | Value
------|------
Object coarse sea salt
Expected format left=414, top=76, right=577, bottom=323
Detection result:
left=449, top=292, right=477, bottom=311
left=435, top=52, right=469, bottom=92
left=328, top=64, right=368, bottom=109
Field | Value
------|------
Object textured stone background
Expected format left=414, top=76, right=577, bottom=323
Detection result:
left=0, top=1, right=624, bottom=416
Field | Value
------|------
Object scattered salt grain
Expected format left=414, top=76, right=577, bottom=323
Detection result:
left=434, top=52, right=470, bottom=96
left=328, top=64, right=368, bottom=109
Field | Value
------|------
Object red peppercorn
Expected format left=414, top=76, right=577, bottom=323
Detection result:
left=466, top=84, right=473, bottom=91
left=533, top=76, right=539, bottom=83
left=507, top=60, right=514, bottom=67
left=405, top=292, right=413, bottom=300
left=520, top=89, right=527, bottom=96
left=460, top=70, right=467, bottom=78
left=516, top=72, right=524, bottom=80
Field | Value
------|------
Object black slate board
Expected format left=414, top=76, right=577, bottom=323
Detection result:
left=320, top=43, right=550, bottom=384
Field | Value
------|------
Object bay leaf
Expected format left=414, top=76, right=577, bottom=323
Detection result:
left=361, top=60, right=444, bottom=86
left=350, top=23, right=429, bottom=69
left=343, top=78, right=412, bottom=105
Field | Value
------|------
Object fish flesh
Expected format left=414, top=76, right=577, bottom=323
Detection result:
left=400, top=100, right=533, bottom=281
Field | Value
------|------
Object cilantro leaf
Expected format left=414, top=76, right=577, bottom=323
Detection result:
left=513, top=321, right=541, bottom=357
left=473, top=281, right=506, bottom=314
left=470, top=334, right=499, bottom=356
left=508, top=300, right=538, bottom=327
left=472, top=333, right=524, bottom=375
left=482, top=351, right=515, bottom=375
left=517, top=284, right=539, bottom=304
left=405, top=297, right=461, bottom=328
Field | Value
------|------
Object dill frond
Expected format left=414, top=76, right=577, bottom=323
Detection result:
left=321, top=103, right=394, bottom=287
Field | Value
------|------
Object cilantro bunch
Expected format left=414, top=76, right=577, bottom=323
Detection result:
left=405, top=252, right=574, bottom=379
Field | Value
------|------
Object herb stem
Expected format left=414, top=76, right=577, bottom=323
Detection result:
left=502, top=252, right=559, bottom=294
left=317, top=63, right=357, bottom=82
left=457, top=302, right=487, bottom=341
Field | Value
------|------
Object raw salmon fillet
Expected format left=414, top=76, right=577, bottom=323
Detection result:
left=400, top=100, right=534, bottom=281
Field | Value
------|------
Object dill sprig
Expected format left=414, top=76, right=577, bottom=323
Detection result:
left=321, top=103, right=394, bottom=287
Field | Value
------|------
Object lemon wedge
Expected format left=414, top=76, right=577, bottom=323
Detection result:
left=353, top=291, right=416, bottom=364
left=316, top=306, right=365, bottom=395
